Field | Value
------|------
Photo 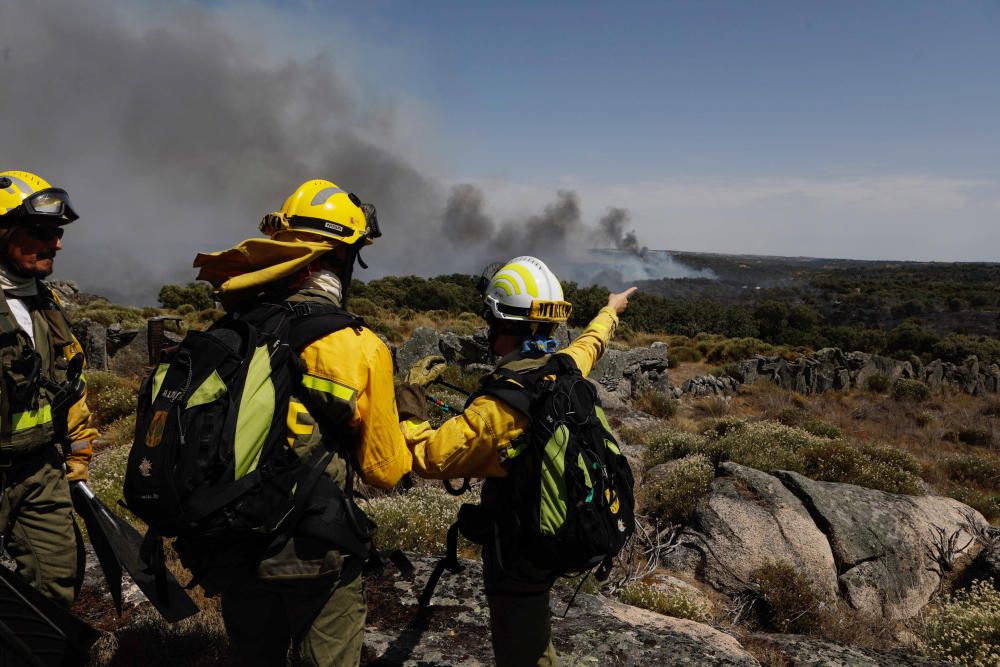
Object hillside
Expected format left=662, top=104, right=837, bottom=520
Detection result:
left=50, top=263, right=1000, bottom=665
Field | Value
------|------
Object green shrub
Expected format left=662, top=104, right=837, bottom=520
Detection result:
left=798, top=441, right=924, bottom=495
left=159, top=282, right=215, bottom=310
left=958, top=428, right=993, bottom=448
left=668, top=346, right=702, bottom=367
left=706, top=337, right=773, bottom=364
left=617, top=425, right=650, bottom=447
left=866, top=374, right=891, bottom=393
left=364, top=486, right=476, bottom=556
left=617, top=582, right=710, bottom=621
left=701, top=416, right=748, bottom=440
left=947, top=487, right=1000, bottom=522
left=777, top=408, right=841, bottom=439
left=634, top=391, right=678, bottom=420
left=87, top=371, right=139, bottom=427
left=88, top=415, right=139, bottom=529
left=698, top=420, right=925, bottom=495
left=641, top=454, right=714, bottom=524
left=750, top=561, right=824, bottom=634
left=642, top=430, right=708, bottom=469
left=892, top=378, right=931, bottom=402
left=942, top=455, right=1000, bottom=487
left=920, top=580, right=1000, bottom=665
left=75, top=303, right=148, bottom=328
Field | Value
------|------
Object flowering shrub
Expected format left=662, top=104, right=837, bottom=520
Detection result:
left=641, top=419, right=925, bottom=495
left=641, top=454, right=714, bottom=524
left=364, top=485, right=478, bottom=556
left=87, top=371, right=139, bottom=427
left=617, top=582, right=710, bottom=622
left=920, top=580, right=1000, bottom=666
left=643, top=429, right=707, bottom=470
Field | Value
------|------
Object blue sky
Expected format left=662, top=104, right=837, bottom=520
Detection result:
left=326, top=1, right=1000, bottom=181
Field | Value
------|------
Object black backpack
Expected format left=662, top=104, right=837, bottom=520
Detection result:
left=419, top=354, right=635, bottom=606
left=124, top=300, right=372, bottom=589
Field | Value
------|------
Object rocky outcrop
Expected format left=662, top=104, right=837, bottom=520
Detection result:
left=659, top=465, right=987, bottom=622
left=681, top=374, right=740, bottom=397
left=662, top=463, right=839, bottom=600
left=723, top=348, right=999, bottom=396
left=590, top=342, right=670, bottom=408
left=777, top=471, right=988, bottom=621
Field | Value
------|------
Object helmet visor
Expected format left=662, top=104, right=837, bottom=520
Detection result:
left=21, top=188, right=79, bottom=221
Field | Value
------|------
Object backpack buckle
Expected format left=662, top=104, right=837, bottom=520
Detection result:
left=287, top=303, right=312, bottom=318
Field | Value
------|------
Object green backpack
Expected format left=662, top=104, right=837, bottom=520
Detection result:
left=420, top=353, right=635, bottom=606
left=124, top=300, right=373, bottom=590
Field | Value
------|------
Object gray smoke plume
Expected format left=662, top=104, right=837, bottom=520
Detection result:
left=0, top=0, right=444, bottom=303
left=0, top=1, right=708, bottom=303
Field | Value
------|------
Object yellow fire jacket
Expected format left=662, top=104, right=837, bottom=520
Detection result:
left=65, top=337, right=98, bottom=481
left=288, top=291, right=412, bottom=490
left=402, top=306, right=619, bottom=479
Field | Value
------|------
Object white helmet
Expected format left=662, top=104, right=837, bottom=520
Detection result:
left=482, top=256, right=572, bottom=324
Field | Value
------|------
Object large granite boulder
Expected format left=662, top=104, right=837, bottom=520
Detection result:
left=662, top=463, right=839, bottom=600
left=747, top=634, right=946, bottom=666
left=776, top=471, right=988, bottom=621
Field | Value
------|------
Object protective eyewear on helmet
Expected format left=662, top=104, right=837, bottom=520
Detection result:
left=23, top=224, right=65, bottom=242
left=11, top=188, right=79, bottom=222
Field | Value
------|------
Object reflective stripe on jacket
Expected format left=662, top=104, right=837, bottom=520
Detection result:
left=401, top=306, right=619, bottom=479
left=0, top=286, right=97, bottom=470
left=287, top=291, right=412, bottom=490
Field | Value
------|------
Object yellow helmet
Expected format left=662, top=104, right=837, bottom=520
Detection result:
left=483, top=256, right=572, bottom=324
left=0, top=170, right=79, bottom=224
left=259, top=179, right=380, bottom=246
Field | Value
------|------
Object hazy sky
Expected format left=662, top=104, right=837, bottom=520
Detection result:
left=0, top=0, right=997, bottom=301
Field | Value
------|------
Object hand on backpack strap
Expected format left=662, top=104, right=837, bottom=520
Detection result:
left=395, top=383, right=429, bottom=422
left=404, top=355, right=447, bottom=387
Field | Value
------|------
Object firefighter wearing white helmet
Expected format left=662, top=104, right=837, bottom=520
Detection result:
left=193, top=178, right=409, bottom=667
left=397, top=255, right=637, bottom=667
left=0, top=170, right=99, bottom=608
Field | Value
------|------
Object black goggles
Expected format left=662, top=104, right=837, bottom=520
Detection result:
left=8, top=188, right=79, bottom=223
left=24, top=224, right=65, bottom=242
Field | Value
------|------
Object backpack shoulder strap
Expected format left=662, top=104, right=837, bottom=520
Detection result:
left=287, top=302, right=365, bottom=352
left=467, top=365, right=544, bottom=418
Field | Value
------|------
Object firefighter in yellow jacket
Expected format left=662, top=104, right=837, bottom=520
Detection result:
left=397, top=256, right=635, bottom=667
left=193, top=179, right=412, bottom=666
left=0, top=170, right=98, bottom=607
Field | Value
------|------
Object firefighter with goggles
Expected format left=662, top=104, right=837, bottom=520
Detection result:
left=396, top=256, right=636, bottom=667
left=0, top=170, right=98, bottom=608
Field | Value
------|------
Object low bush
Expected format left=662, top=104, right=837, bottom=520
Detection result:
left=920, top=579, right=1000, bottom=665
left=777, top=408, right=841, bottom=439
left=798, top=441, right=924, bottom=495
left=892, top=378, right=931, bottom=403
left=364, top=486, right=476, bottom=556
left=750, top=561, right=824, bottom=634
left=668, top=346, right=702, bottom=367
left=642, top=429, right=708, bottom=470
left=75, top=302, right=148, bottom=328
left=617, top=582, right=710, bottom=622
left=705, top=337, right=774, bottom=364
left=634, top=391, right=678, bottom=420
left=88, top=415, right=139, bottom=528
left=87, top=371, right=139, bottom=427
left=641, top=454, right=714, bottom=524
left=947, top=487, right=1000, bottom=522
left=958, top=428, right=994, bottom=448
left=865, top=374, right=891, bottom=393
left=942, top=455, right=1000, bottom=487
